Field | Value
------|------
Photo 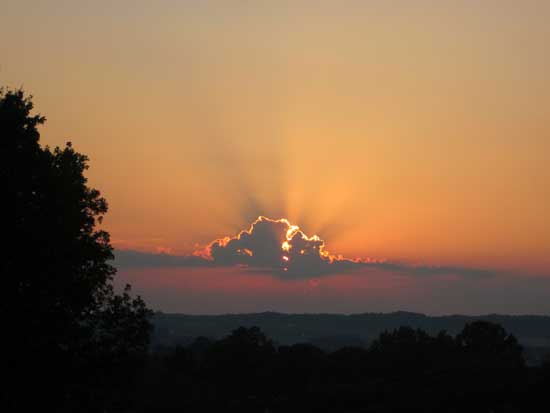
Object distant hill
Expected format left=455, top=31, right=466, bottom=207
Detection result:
left=153, top=311, right=550, bottom=351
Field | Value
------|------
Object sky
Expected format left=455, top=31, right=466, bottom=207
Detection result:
left=3, top=1, right=550, bottom=314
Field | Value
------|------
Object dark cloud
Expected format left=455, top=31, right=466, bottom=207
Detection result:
left=358, top=261, right=496, bottom=280
left=114, top=216, right=500, bottom=280
left=202, top=216, right=369, bottom=277
left=114, top=249, right=214, bottom=268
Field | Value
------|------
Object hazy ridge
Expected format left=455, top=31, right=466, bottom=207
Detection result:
left=153, top=311, right=550, bottom=350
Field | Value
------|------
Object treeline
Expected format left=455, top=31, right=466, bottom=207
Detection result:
left=133, top=321, right=550, bottom=412
left=152, top=311, right=550, bottom=350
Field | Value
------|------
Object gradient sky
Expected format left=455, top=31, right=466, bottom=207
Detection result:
left=4, top=1, right=550, bottom=314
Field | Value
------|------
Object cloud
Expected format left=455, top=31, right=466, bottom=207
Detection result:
left=114, top=216, right=500, bottom=280
left=114, top=249, right=214, bottom=268
left=200, top=216, right=361, bottom=277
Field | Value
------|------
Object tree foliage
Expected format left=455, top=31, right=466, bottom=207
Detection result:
left=137, top=323, right=540, bottom=412
left=2, top=88, right=153, bottom=411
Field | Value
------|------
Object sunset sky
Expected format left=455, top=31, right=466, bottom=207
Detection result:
left=4, top=1, right=550, bottom=314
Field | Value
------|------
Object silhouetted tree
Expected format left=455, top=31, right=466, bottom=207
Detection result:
left=369, top=326, right=436, bottom=371
left=276, top=343, right=326, bottom=398
left=202, top=327, right=276, bottom=405
left=456, top=320, right=524, bottom=368
left=2, top=89, right=153, bottom=411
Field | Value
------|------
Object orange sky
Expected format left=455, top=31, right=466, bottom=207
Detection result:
left=3, top=1, right=550, bottom=312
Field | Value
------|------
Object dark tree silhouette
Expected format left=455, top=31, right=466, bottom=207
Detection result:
left=203, top=327, right=276, bottom=405
left=369, top=326, right=436, bottom=371
left=2, top=89, right=153, bottom=411
left=456, top=320, right=524, bottom=368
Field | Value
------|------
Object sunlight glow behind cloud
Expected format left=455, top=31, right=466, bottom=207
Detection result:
left=196, top=216, right=361, bottom=276
left=115, top=216, right=499, bottom=280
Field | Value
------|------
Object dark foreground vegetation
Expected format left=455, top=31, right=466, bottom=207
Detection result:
left=4, top=88, right=550, bottom=412
left=4, top=88, right=152, bottom=411
left=138, top=323, right=550, bottom=413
